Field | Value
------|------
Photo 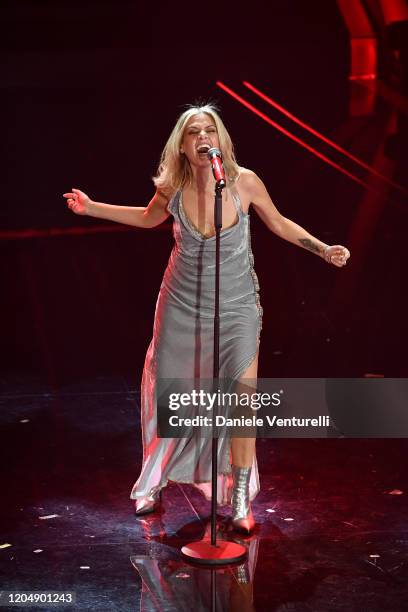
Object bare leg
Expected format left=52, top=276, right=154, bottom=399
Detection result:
left=230, top=351, right=259, bottom=468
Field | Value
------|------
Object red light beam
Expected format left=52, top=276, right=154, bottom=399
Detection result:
left=243, top=80, right=408, bottom=197
left=216, top=81, right=378, bottom=194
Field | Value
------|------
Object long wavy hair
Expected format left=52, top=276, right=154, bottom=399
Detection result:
left=153, top=104, right=240, bottom=197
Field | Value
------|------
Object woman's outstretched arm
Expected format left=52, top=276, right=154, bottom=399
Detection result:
left=62, top=188, right=170, bottom=228
left=241, top=170, right=350, bottom=267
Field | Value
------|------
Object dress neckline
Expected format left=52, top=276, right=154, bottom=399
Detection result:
left=178, top=190, right=242, bottom=241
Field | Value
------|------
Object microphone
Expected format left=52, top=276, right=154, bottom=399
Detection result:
left=207, top=148, right=226, bottom=188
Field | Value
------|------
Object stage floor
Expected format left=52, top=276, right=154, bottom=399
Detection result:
left=1, top=374, right=408, bottom=611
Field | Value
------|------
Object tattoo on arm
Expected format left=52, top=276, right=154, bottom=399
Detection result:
left=298, top=238, right=322, bottom=254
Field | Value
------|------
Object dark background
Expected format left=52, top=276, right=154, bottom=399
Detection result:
left=2, top=0, right=407, bottom=387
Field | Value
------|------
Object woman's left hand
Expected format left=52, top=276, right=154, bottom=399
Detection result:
left=323, top=245, right=351, bottom=267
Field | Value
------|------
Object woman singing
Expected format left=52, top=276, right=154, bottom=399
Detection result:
left=64, top=103, right=350, bottom=534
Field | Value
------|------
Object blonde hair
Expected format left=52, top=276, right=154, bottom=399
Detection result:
left=153, top=104, right=240, bottom=197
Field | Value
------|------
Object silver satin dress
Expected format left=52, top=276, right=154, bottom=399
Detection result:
left=130, top=187, right=263, bottom=505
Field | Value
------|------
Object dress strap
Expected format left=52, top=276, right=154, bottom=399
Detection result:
left=230, top=187, right=244, bottom=216
left=166, top=190, right=180, bottom=216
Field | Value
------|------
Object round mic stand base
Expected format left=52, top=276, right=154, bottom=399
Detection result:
left=181, top=539, right=247, bottom=565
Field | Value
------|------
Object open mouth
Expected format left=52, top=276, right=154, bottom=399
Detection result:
left=196, top=144, right=211, bottom=154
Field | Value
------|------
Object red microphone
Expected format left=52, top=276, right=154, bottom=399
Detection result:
left=207, top=148, right=226, bottom=188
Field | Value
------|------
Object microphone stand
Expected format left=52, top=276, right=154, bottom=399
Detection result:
left=181, top=178, right=247, bottom=566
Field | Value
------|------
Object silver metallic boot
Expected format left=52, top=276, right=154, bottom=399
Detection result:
left=231, top=465, right=255, bottom=534
left=134, top=488, right=162, bottom=516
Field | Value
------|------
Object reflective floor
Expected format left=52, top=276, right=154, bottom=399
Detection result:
left=1, top=375, right=408, bottom=611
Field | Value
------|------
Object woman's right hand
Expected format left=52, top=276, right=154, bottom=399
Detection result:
left=63, top=188, right=92, bottom=216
